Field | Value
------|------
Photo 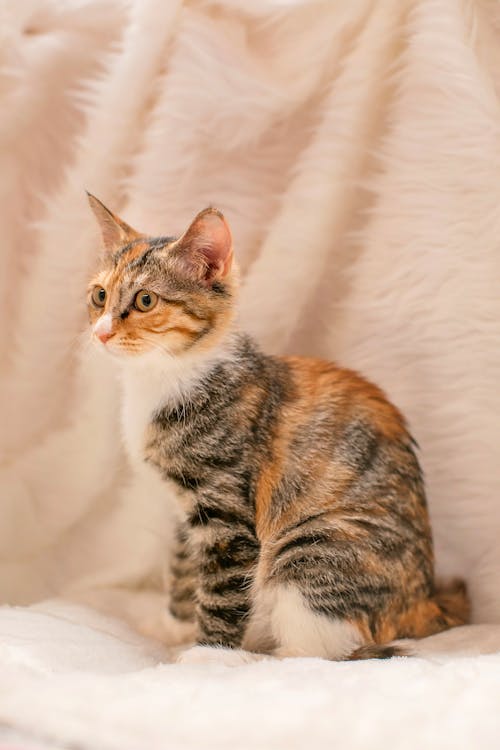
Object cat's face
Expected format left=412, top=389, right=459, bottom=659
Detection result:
left=86, top=196, right=235, bottom=359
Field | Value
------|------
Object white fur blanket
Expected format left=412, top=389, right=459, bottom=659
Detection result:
left=1, top=0, right=500, bottom=747
left=1, top=601, right=500, bottom=750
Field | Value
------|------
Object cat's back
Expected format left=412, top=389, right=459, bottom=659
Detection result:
left=279, top=354, right=408, bottom=443
left=255, top=353, right=428, bottom=545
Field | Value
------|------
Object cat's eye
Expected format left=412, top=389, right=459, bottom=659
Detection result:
left=135, top=290, right=158, bottom=312
left=91, top=286, right=106, bottom=307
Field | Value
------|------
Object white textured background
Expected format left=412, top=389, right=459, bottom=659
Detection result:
left=1, top=1, right=500, bottom=747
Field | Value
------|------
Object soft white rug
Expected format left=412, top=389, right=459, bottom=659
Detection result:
left=1, top=0, right=500, bottom=747
left=1, top=0, right=499, bottom=618
left=1, top=0, right=500, bottom=624
left=1, top=602, right=500, bottom=750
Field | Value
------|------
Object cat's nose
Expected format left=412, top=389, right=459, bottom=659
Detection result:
left=97, top=330, right=116, bottom=344
left=94, top=313, right=115, bottom=344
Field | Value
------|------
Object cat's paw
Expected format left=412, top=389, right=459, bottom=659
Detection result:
left=176, top=645, right=264, bottom=667
left=138, top=607, right=197, bottom=646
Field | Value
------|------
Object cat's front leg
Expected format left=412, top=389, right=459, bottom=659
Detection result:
left=137, top=521, right=198, bottom=646
left=195, top=525, right=259, bottom=647
left=177, top=501, right=259, bottom=663
left=168, top=521, right=198, bottom=626
left=176, top=644, right=265, bottom=666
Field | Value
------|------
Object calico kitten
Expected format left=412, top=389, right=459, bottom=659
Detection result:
left=86, top=194, right=469, bottom=661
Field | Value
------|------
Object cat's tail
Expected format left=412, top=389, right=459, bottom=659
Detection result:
left=349, top=578, right=470, bottom=660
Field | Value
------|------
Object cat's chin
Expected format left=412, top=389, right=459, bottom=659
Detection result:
left=94, top=341, right=151, bottom=361
left=91, top=336, right=164, bottom=360
left=104, top=343, right=181, bottom=370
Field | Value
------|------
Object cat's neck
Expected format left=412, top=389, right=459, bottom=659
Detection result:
left=120, top=330, right=239, bottom=404
left=117, top=329, right=241, bottom=464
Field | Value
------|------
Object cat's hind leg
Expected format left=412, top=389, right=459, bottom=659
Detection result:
left=176, top=585, right=376, bottom=663
left=267, top=585, right=368, bottom=660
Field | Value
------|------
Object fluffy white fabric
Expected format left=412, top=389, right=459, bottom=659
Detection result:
left=1, top=602, right=500, bottom=750
left=1, top=0, right=500, bottom=746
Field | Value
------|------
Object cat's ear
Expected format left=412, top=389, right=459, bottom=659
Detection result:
left=175, top=208, right=233, bottom=285
left=87, top=192, right=140, bottom=254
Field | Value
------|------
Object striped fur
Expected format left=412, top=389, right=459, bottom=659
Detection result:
left=87, top=198, right=469, bottom=659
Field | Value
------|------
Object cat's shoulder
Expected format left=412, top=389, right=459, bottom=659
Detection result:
left=278, top=354, right=408, bottom=440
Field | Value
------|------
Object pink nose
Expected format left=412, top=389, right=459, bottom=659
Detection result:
left=97, top=331, right=116, bottom=344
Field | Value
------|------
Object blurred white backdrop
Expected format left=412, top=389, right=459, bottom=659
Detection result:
left=0, top=0, right=499, bottom=630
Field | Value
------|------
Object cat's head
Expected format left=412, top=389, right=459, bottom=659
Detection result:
left=86, top=195, right=236, bottom=359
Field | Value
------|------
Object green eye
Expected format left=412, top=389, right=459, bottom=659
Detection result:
left=92, top=286, right=106, bottom=307
left=135, top=290, right=158, bottom=312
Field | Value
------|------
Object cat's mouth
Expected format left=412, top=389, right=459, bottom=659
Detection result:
left=93, top=332, right=149, bottom=358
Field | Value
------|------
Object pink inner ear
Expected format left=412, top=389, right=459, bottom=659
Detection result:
left=182, top=210, right=233, bottom=283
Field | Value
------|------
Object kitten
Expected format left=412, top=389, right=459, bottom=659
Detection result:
left=86, top=194, right=469, bottom=661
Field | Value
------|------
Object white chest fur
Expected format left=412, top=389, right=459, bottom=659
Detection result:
left=118, top=348, right=226, bottom=468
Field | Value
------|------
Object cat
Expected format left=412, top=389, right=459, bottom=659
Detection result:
left=86, top=194, right=469, bottom=663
